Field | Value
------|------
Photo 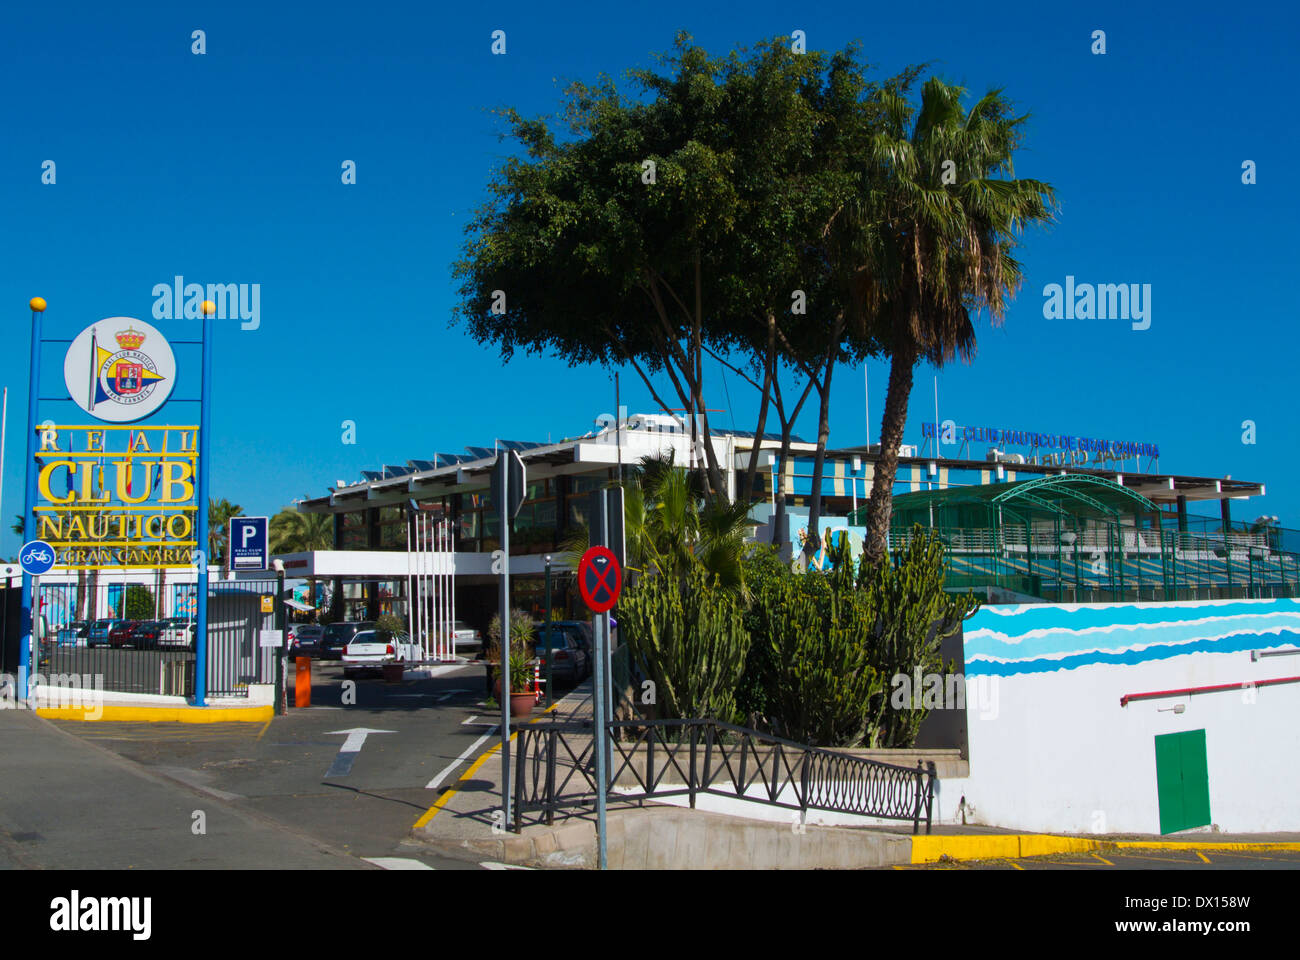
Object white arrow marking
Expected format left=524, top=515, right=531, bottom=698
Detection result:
left=324, top=728, right=396, bottom=777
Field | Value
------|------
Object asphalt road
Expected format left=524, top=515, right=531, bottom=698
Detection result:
left=0, top=658, right=553, bottom=870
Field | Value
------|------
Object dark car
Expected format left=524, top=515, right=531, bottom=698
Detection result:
left=131, top=620, right=167, bottom=649
left=532, top=622, right=593, bottom=687
left=320, top=621, right=376, bottom=660
left=289, top=624, right=325, bottom=658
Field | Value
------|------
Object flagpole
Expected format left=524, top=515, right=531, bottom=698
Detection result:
left=87, top=326, right=98, bottom=413
left=19, top=298, right=47, bottom=700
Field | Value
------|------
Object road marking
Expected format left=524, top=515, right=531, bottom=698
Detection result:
left=1091, top=853, right=1114, bottom=865
left=462, top=714, right=497, bottom=726
left=1195, top=851, right=1211, bottom=864
left=364, top=857, right=435, bottom=870
left=324, top=728, right=396, bottom=778
left=255, top=720, right=271, bottom=740
left=426, top=728, right=500, bottom=790
left=479, top=862, right=533, bottom=870
left=412, top=699, right=566, bottom=828
left=1005, top=860, right=1025, bottom=870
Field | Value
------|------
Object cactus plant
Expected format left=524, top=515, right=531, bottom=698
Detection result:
left=752, top=553, right=882, bottom=745
left=857, top=524, right=981, bottom=747
left=619, top=564, right=749, bottom=723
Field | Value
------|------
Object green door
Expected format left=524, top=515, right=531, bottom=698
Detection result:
left=1154, top=729, right=1211, bottom=834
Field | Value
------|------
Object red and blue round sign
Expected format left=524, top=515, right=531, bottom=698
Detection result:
left=577, top=546, right=621, bottom=613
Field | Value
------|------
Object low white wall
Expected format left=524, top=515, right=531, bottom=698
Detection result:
left=941, top=598, right=1300, bottom=834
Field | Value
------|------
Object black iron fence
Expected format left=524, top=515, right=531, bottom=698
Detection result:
left=514, top=718, right=937, bottom=835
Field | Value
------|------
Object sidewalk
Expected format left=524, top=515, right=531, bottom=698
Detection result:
left=409, top=685, right=1300, bottom=868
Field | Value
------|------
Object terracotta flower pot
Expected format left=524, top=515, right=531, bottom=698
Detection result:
left=509, top=691, right=535, bottom=718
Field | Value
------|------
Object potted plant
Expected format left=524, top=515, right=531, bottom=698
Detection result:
left=486, top=608, right=537, bottom=716
left=374, top=613, right=408, bottom=682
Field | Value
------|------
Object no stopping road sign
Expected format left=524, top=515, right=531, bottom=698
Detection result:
left=578, top=546, right=621, bottom=613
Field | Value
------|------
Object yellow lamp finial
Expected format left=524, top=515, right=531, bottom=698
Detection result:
left=201, top=300, right=216, bottom=317
left=29, top=297, right=46, bottom=313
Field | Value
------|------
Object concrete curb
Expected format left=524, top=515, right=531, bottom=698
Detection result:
left=415, top=806, right=914, bottom=869
left=36, top=704, right=273, bottom=723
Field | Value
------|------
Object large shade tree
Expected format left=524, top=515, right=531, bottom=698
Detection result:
left=853, top=78, right=1057, bottom=564
left=453, top=35, right=909, bottom=507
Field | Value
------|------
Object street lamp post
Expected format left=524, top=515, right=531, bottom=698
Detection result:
left=543, top=555, right=553, bottom=708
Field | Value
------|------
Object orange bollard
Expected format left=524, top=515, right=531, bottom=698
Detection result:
left=295, top=657, right=311, bottom=708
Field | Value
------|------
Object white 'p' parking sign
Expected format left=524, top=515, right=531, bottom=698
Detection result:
left=229, top=517, right=269, bottom=571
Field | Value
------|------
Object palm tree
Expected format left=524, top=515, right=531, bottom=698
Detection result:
left=562, top=452, right=754, bottom=594
left=854, top=78, right=1057, bottom=564
left=269, top=507, right=333, bottom=554
left=269, top=507, right=333, bottom=615
left=207, top=498, right=244, bottom=566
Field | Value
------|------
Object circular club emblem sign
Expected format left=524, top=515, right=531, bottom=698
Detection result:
left=63, top=318, right=176, bottom=422
left=578, top=546, right=621, bottom=613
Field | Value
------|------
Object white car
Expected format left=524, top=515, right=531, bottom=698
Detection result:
left=342, top=630, right=421, bottom=679
left=449, top=620, right=481, bottom=650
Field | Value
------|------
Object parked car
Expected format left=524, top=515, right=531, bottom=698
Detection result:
left=532, top=624, right=591, bottom=687
left=108, top=620, right=141, bottom=648
left=342, top=629, right=419, bottom=679
left=131, top=620, right=167, bottom=650
left=88, top=619, right=123, bottom=648
left=320, top=621, right=377, bottom=660
left=58, top=620, right=89, bottom=646
left=289, top=624, right=325, bottom=657
left=159, top=619, right=197, bottom=650
left=449, top=620, right=482, bottom=651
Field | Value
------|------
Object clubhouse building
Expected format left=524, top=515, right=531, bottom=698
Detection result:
left=284, top=413, right=1296, bottom=633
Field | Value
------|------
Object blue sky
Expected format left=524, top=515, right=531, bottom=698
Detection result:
left=1, top=0, right=1296, bottom=556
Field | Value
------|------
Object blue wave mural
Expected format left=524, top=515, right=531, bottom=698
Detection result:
left=964, top=599, right=1300, bottom=676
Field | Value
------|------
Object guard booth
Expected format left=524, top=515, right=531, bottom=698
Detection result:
left=206, top=578, right=279, bottom=697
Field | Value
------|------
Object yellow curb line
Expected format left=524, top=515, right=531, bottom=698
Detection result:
left=36, top=704, right=273, bottom=723
left=413, top=701, right=564, bottom=830
left=912, top=834, right=1300, bottom=864
left=1113, top=841, right=1300, bottom=852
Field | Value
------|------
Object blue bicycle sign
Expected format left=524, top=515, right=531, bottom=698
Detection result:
left=19, top=540, right=57, bottom=576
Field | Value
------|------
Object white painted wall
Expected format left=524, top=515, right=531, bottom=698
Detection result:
left=939, top=599, right=1300, bottom=834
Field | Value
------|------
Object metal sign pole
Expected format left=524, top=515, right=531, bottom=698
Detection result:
left=593, top=490, right=609, bottom=870
left=18, top=301, right=45, bottom=700
left=544, top=555, right=553, bottom=709
left=194, top=304, right=214, bottom=706
left=498, top=456, right=511, bottom=829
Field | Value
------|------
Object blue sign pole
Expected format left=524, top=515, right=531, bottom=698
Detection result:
left=18, top=299, right=46, bottom=700
left=193, top=304, right=214, bottom=706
